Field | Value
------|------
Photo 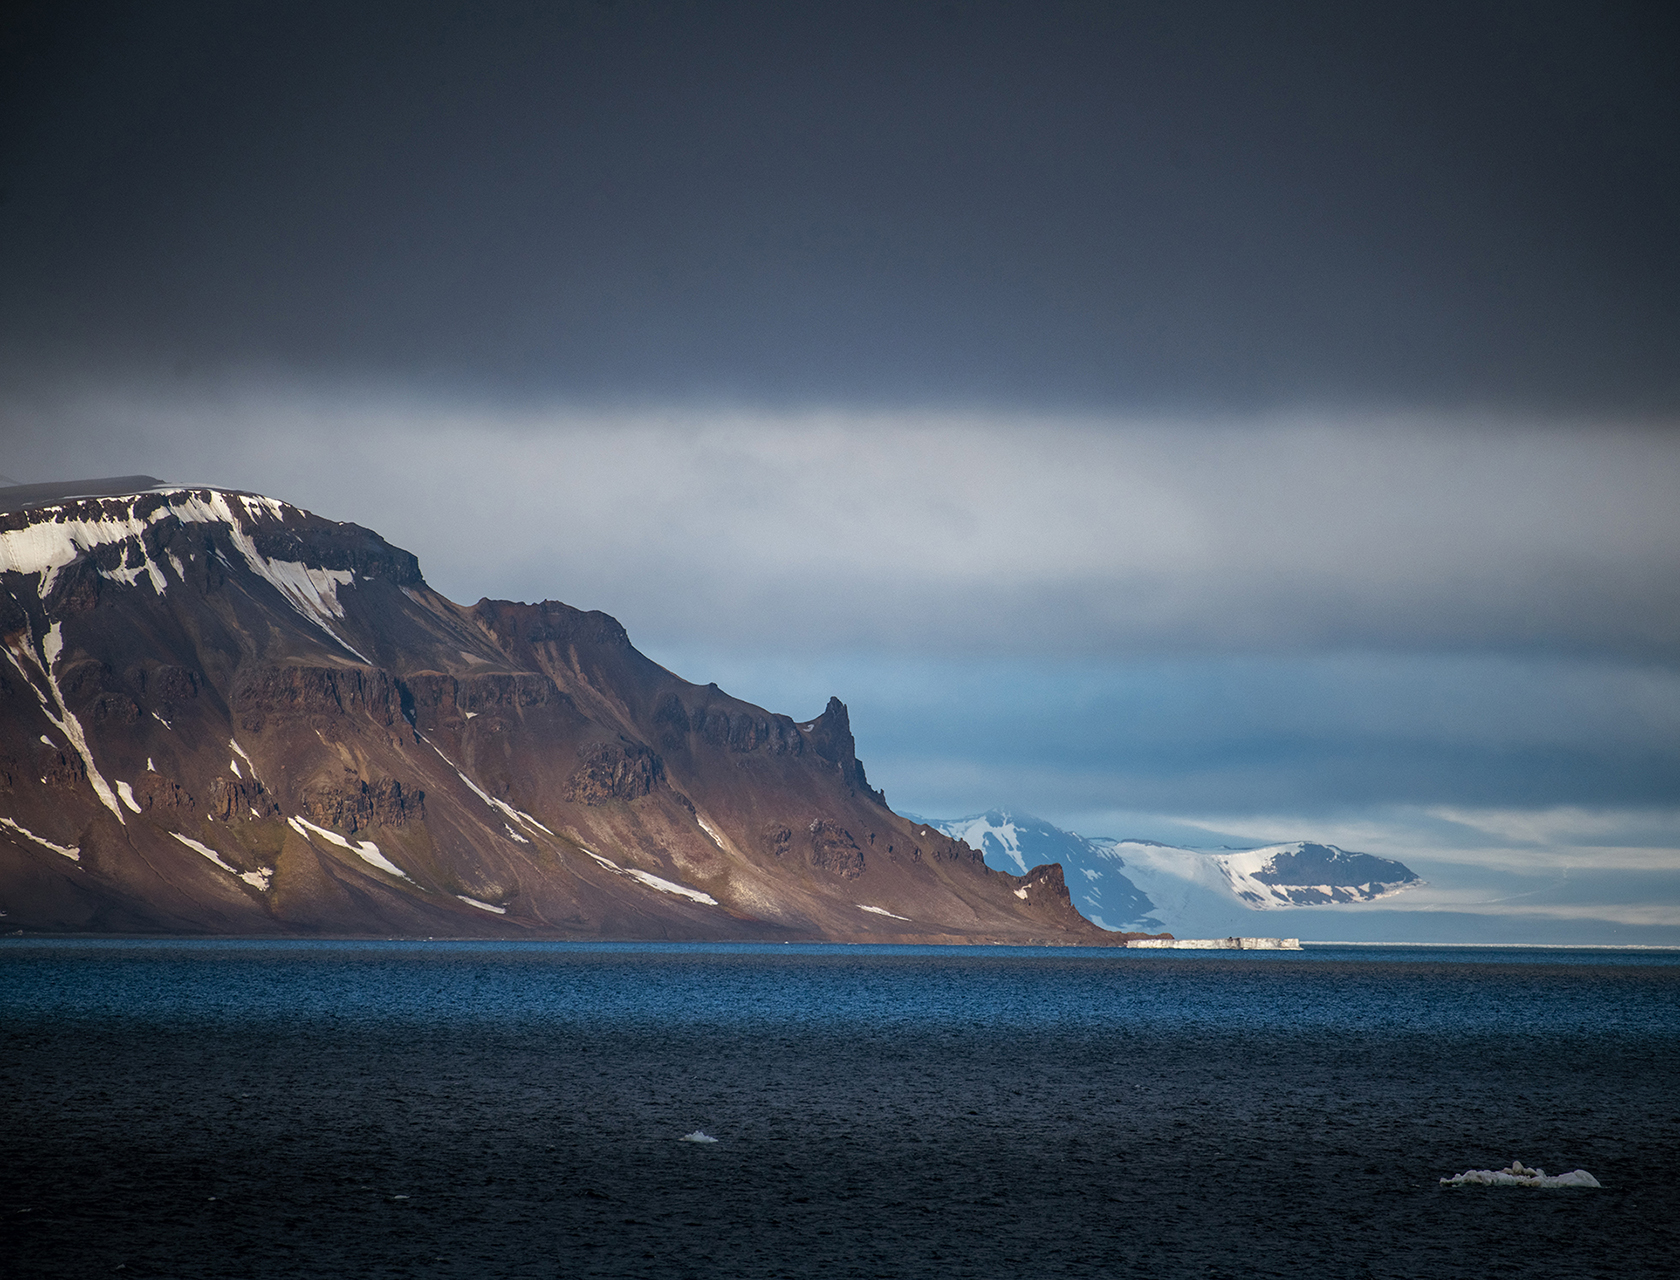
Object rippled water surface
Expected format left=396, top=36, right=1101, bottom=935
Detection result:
left=3, top=941, right=1677, bottom=1278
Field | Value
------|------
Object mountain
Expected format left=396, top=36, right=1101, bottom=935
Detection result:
left=0, top=481, right=1114, bottom=942
left=928, top=811, right=1421, bottom=936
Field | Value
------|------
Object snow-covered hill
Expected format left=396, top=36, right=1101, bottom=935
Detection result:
left=929, top=811, right=1157, bottom=931
left=924, top=811, right=1422, bottom=936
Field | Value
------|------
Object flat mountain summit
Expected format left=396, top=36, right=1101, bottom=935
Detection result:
left=0, top=483, right=1112, bottom=941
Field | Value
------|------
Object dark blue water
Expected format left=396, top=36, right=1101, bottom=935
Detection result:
left=4, top=941, right=1677, bottom=1278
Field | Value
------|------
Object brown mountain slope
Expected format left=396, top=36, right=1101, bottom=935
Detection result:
left=0, top=486, right=1132, bottom=942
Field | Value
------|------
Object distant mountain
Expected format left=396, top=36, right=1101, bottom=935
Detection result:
left=926, top=811, right=1421, bottom=936
left=0, top=484, right=1115, bottom=942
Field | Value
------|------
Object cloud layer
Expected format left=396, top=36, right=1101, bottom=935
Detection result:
left=12, top=391, right=1677, bottom=663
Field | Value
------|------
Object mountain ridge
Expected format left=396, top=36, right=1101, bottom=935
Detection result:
left=0, top=484, right=1117, bottom=942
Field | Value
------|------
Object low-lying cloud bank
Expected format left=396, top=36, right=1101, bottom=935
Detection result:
left=8, top=385, right=1678, bottom=660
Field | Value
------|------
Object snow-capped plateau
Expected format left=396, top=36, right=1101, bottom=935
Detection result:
left=925, top=810, right=1421, bottom=936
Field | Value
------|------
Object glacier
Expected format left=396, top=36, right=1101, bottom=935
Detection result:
left=923, top=810, right=1421, bottom=936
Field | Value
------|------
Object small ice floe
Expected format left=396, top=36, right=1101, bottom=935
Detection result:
left=679, top=1131, right=719, bottom=1144
left=1440, top=1161, right=1601, bottom=1188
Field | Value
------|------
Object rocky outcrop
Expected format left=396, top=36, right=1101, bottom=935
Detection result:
left=233, top=665, right=403, bottom=732
left=299, top=776, right=423, bottom=832
left=565, top=741, right=662, bottom=805
left=808, top=819, right=865, bottom=879
left=803, top=697, right=887, bottom=805
left=134, top=772, right=195, bottom=813
left=209, top=776, right=282, bottom=821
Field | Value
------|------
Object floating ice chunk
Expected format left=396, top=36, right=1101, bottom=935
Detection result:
left=287, top=816, right=415, bottom=882
left=679, top=1131, right=719, bottom=1144
left=1440, top=1161, right=1601, bottom=1188
left=857, top=904, right=911, bottom=921
left=116, top=780, right=142, bottom=812
left=1, top=816, right=80, bottom=860
left=456, top=895, right=507, bottom=914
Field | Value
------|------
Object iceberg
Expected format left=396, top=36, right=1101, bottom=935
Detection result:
left=1440, top=1160, right=1600, bottom=1188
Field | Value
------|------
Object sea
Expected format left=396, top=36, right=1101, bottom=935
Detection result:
left=3, top=940, right=1676, bottom=1279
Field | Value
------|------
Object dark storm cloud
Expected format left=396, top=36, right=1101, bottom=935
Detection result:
left=3, top=0, right=1678, bottom=412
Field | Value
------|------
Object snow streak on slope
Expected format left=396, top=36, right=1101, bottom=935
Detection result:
left=581, top=848, right=720, bottom=906
left=3, top=623, right=125, bottom=822
left=0, top=816, right=79, bottom=860
left=287, top=816, right=415, bottom=883
left=170, top=832, right=272, bottom=890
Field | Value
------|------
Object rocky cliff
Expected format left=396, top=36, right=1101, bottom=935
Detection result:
left=0, top=482, right=1119, bottom=942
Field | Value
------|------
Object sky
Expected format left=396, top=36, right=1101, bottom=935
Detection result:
left=3, top=1, right=1677, bottom=942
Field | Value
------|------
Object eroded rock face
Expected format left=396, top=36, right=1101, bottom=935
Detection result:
left=565, top=741, right=662, bottom=805
left=210, top=777, right=282, bottom=821
left=0, top=485, right=1118, bottom=943
left=300, top=777, right=423, bottom=832
left=809, top=820, right=865, bottom=879
left=234, top=665, right=402, bottom=732
left=134, top=772, right=194, bottom=813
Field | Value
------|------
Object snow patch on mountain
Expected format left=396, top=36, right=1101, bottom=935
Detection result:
left=0, top=816, right=79, bottom=860
left=0, top=488, right=369, bottom=660
left=3, top=622, right=125, bottom=823
left=287, top=816, right=413, bottom=883
left=171, top=832, right=271, bottom=890
left=927, top=810, right=1159, bottom=931
left=581, top=847, right=719, bottom=906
